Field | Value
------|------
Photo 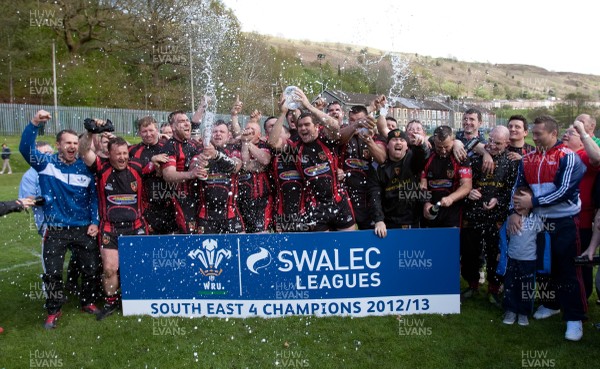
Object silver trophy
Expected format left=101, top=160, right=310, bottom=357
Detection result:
left=284, top=86, right=300, bottom=110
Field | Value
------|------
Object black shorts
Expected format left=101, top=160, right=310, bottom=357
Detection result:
left=274, top=212, right=311, bottom=232
left=100, top=224, right=147, bottom=250
left=347, top=187, right=371, bottom=230
left=173, top=195, right=199, bottom=234
left=311, top=196, right=356, bottom=232
left=238, top=196, right=273, bottom=233
left=145, top=205, right=178, bottom=235
left=197, top=217, right=245, bottom=234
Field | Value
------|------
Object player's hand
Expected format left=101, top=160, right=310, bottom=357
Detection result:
left=32, top=110, right=52, bottom=126
left=374, top=221, right=387, bottom=238
left=87, top=224, right=99, bottom=238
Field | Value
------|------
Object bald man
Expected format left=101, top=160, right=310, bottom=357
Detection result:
left=576, top=114, right=600, bottom=147
left=460, top=126, right=519, bottom=305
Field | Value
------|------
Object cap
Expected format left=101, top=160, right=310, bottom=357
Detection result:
left=387, top=129, right=408, bottom=142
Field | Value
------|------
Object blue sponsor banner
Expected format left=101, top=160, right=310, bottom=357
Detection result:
left=120, top=228, right=459, bottom=318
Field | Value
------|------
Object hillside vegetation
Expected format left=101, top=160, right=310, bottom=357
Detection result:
left=265, top=35, right=600, bottom=102
left=1, top=0, right=599, bottom=117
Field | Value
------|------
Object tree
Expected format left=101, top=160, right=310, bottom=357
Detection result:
left=552, top=93, right=598, bottom=127
left=48, top=0, right=121, bottom=56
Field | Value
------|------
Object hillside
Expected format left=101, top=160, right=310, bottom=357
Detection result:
left=264, top=35, right=600, bottom=101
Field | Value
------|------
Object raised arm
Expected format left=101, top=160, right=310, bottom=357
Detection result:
left=79, top=131, right=98, bottom=167
left=339, top=121, right=358, bottom=145
left=361, top=116, right=387, bottom=164
left=295, top=89, right=340, bottom=140
left=20, top=110, right=52, bottom=168
left=191, top=95, right=209, bottom=126
left=230, top=95, right=243, bottom=139
left=373, top=95, right=390, bottom=137
left=242, top=142, right=271, bottom=171
left=267, top=95, right=289, bottom=151
left=574, top=120, right=600, bottom=167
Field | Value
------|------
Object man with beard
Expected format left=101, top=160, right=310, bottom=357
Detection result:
left=460, top=126, right=518, bottom=303
left=367, top=129, right=428, bottom=237
left=237, top=121, right=273, bottom=233
left=421, top=126, right=472, bottom=228
left=263, top=116, right=278, bottom=139
left=20, top=110, right=101, bottom=329
left=268, top=100, right=308, bottom=232
left=285, top=109, right=300, bottom=140
left=196, top=121, right=243, bottom=234
left=326, top=100, right=345, bottom=127
left=338, top=105, right=387, bottom=229
left=79, top=120, right=151, bottom=320
left=161, top=110, right=208, bottom=233
left=129, top=116, right=178, bottom=234
left=270, top=88, right=355, bottom=231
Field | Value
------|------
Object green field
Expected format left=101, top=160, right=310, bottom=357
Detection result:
left=0, top=135, right=599, bottom=369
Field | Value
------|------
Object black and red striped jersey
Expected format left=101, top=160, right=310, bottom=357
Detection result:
left=236, top=140, right=271, bottom=200
left=161, top=137, right=203, bottom=197
left=197, top=146, right=241, bottom=220
left=271, top=144, right=305, bottom=216
left=129, top=141, right=173, bottom=208
left=89, top=157, right=145, bottom=228
left=294, top=134, right=344, bottom=205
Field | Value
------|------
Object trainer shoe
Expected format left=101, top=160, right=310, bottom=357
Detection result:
left=44, top=311, right=62, bottom=330
left=96, top=303, right=119, bottom=321
left=81, top=304, right=101, bottom=315
left=533, top=305, right=560, bottom=320
left=503, top=311, right=516, bottom=325
left=565, top=320, right=583, bottom=341
left=517, top=314, right=529, bottom=326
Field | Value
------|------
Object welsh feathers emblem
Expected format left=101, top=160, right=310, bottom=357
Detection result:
left=188, top=239, right=232, bottom=280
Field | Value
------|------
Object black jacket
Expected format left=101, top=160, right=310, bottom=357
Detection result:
left=0, top=200, right=24, bottom=217
left=367, top=144, right=428, bottom=227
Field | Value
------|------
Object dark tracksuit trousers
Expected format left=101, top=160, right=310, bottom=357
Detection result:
left=542, top=216, right=588, bottom=321
left=42, top=227, right=101, bottom=314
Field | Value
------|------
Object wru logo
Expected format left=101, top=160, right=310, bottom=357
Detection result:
left=188, top=239, right=232, bottom=281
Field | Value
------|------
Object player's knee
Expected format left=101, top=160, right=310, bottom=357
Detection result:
left=103, top=266, right=119, bottom=279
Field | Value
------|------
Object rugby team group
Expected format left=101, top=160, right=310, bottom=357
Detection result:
left=4, top=88, right=599, bottom=341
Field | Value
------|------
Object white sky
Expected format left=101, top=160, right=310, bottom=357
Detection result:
left=222, top=0, right=600, bottom=76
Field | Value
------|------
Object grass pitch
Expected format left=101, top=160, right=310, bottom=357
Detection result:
left=0, top=135, right=598, bottom=368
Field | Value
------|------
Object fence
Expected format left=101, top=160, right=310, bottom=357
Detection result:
left=0, top=103, right=236, bottom=136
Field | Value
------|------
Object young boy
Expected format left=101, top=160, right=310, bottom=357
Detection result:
left=502, top=187, right=541, bottom=326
